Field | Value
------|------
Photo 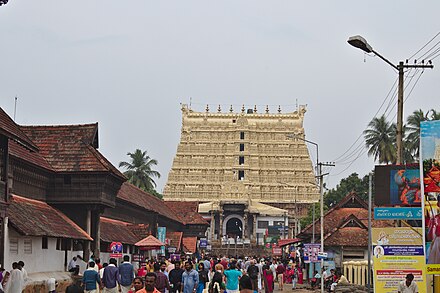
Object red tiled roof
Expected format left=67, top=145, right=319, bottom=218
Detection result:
left=164, top=201, right=208, bottom=225
left=182, top=237, right=197, bottom=253
left=117, top=182, right=181, bottom=223
left=0, top=107, right=38, bottom=151
left=100, top=217, right=140, bottom=245
left=135, top=235, right=164, bottom=247
left=20, top=124, right=124, bottom=178
left=166, top=231, right=183, bottom=251
left=8, top=140, right=54, bottom=171
left=325, top=227, right=368, bottom=247
left=8, top=195, right=92, bottom=240
left=299, top=192, right=393, bottom=247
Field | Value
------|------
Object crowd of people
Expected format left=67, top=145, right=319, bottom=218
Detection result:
left=60, top=254, right=323, bottom=293
left=0, top=261, right=28, bottom=293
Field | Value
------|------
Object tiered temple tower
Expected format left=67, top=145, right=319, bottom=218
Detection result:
left=164, top=104, right=319, bottom=242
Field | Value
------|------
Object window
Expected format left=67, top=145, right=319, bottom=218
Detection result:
left=57, top=238, right=71, bottom=250
left=239, top=156, right=244, bottom=165
left=240, top=132, right=245, bottom=140
left=238, top=170, right=245, bottom=180
left=258, top=221, right=269, bottom=229
left=24, top=239, right=32, bottom=254
left=239, top=144, right=244, bottom=152
left=10, top=238, right=18, bottom=254
left=42, top=236, right=48, bottom=249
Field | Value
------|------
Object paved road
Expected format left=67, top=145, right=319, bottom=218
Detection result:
left=273, top=283, right=320, bottom=293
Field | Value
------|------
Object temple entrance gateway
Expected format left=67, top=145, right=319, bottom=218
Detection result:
left=226, top=217, right=243, bottom=238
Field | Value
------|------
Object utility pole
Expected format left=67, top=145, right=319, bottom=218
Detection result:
left=318, top=162, right=335, bottom=293
left=367, top=173, right=372, bottom=291
left=347, top=35, right=434, bottom=164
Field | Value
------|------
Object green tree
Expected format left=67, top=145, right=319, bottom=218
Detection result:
left=406, top=109, right=429, bottom=160
left=364, top=115, right=396, bottom=164
left=431, top=109, right=440, bottom=120
left=324, top=173, right=371, bottom=207
left=119, top=149, right=161, bottom=196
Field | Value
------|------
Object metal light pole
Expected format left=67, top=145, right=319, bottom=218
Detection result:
left=367, top=173, right=372, bottom=291
left=347, top=35, right=433, bottom=164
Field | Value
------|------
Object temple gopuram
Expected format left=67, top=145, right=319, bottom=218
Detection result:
left=164, top=104, right=319, bottom=245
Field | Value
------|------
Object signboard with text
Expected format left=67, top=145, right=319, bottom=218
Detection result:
left=374, top=207, right=423, bottom=220
left=303, top=243, right=320, bottom=263
left=157, top=227, right=166, bottom=256
left=372, top=228, right=426, bottom=293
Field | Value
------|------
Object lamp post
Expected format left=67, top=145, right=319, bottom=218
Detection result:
left=347, top=35, right=433, bottom=164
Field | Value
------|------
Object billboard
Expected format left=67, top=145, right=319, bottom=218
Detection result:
left=375, top=164, right=421, bottom=206
left=420, top=120, right=440, bottom=274
left=372, top=228, right=426, bottom=293
left=303, top=243, right=320, bottom=263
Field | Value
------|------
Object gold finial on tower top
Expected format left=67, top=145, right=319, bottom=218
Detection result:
left=230, top=105, right=233, bottom=113
left=218, top=105, right=221, bottom=113
left=241, top=105, right=245, bottom=113
left=254, top=105, right=257, bottom=113
left=265, top=105, right=269, bottom=114
left=278, top=105, right=281, bottom=113
left=206, top=104, right=209, bottom=112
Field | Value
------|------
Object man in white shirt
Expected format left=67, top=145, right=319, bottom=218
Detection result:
left=398, top=273, right=419, bottom=293
left=4, top=262, right=24, bottom=293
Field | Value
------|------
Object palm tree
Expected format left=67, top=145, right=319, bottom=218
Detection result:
left=364, top=115, right=396, bottom=164
left=431, top=109, right=440, bottom=120
left=119, top=149, right=161, bottom=192
left=406, top=109, right=429, bottom=160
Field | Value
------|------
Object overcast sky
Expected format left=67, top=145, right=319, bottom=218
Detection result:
left=1, top=1, right=439, bottom=192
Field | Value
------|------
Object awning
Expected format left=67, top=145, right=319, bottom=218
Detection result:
left=278, top=238, right=302, bottom=247
left=8, top=195, right=92, bottom=241
left=135, top=235, right=164, bottom=249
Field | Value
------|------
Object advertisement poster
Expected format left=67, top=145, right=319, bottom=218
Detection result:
left=420, top=120, right=440, bottom=274
left=375, top=164, right=420, bottom=206
left=110, top=241, right=123, bottom=258
left=303, top=243, right=320, bottom=263
left=390, top=168, right=421, bottom=205
left=372, top=228, right=425, bottom=293
left=157, top=227, right=166, bottom=256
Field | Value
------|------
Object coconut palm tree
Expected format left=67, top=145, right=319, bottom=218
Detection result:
left=364, top=115, right=396, bottom=164
left=406, top=109, right=429, bottom=160
left=119, top=149, right=161, bottom=192
left=431, top=109, right=440, bottom=120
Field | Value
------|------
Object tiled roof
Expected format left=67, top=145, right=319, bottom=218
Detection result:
left=166, top=231, right=183, bottom=251
left=8, top=195, right=92, bottom=240
left=182, top=237, right=197, bottom=253
left=0, top=107, right=38, bottom=151
left=135, top=235, right=164, bottom=247
left=100, top=217, right=140, bottom=245
left=117, top=182, right=181, bottom=223
left=324, top=227, right=368, bottom=247
left=20, top=124, right=124, bottom=178
left=164, top=201, right=208, bottom=225
left=299, top=192, right=393, bottom=247
left=8, top=140, right=53, bottom=171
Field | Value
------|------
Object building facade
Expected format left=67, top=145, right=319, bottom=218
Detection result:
left=164, top=104, right=319, bottom=243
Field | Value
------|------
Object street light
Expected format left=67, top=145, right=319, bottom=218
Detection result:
left=347, top=35, right=433, bottom=164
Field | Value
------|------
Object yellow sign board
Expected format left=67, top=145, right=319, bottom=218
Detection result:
left=372, top=228, right=426, bottom=293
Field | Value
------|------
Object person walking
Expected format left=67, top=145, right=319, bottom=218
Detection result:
left=102, top=258, right=119, bottom=293
left=144, top=272, right=161, bottom=293
left=196, top=263, right=209, bottom=293
left=275, top=262, right=284, bottom=290
left=83, top=261, right=101, bottom=293
left=154, top=262, right=170, bottom=293
left=246, top=260, right=259, bottom=292
left=181, top=261, right=199, bottom=293
left=4, top=262, right=24, bottom=293
left=262, top=265, right=274, bottom=293
left=224, top=262, right=242, bottom=293
left=119, top=255, right=135, bottom=293
left=169, top=261, right=184, bottom=293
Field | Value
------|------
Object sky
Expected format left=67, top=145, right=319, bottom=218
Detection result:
left=1, top=1, right=440, bottom=192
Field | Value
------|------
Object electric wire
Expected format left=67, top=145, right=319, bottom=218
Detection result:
left=407, top=32, right=440, bottom=60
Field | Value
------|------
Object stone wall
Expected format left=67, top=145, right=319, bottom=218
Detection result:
left=334, top=283, right=369, bottom=293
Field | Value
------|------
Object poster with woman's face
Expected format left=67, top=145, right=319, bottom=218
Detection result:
left=420, top=120, right=440, bottom=271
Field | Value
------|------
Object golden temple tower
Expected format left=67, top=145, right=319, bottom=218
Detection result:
left=164, top=104, right=319, bottom=242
